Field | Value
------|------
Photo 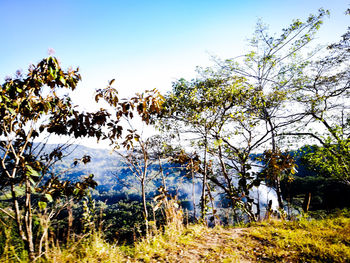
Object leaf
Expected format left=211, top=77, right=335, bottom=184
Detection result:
left=7, top=107, right=16, bottom=115
left=26, top=165, right=40, bottom=177
left=38, top=201, right=47, bottom=210
left=45, top=193, right=53, bottom=202
left=153, top=202, right=162, bottom=211
left=59, top=76, right=66, bottom=85
left=29, top=177, right=35, bottom=185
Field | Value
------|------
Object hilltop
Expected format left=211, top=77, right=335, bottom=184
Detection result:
left=42, top=212, right=350, bottom=262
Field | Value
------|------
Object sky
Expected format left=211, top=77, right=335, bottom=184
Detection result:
left=1, top=0, right=349, bottom=109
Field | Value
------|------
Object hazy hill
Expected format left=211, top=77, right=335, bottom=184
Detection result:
left=43, top=144, right=122, bottom=189
left=44, top=144, right=189, bottom=200
left=41, top=144, right=350, bottom=210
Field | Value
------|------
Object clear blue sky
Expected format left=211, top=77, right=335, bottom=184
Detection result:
left=1, top=0, right=349, bottom=110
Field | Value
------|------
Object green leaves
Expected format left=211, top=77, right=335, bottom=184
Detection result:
left=26, top=165, right=40, bottom=179
left=45, top=193, right=53, bottom=202
left=38, top=201, right=47, bottom=210
left=305, top=141, right=350, bottom=185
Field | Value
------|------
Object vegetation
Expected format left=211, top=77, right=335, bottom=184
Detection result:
left=242, top=212, right=350, bottom=262
left=0, top=7, right=349, bottom=262
left=0, top=56, right=104, bottom=260
left=1, top=210, right=349, bottom=262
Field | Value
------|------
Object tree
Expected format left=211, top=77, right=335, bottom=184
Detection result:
left=95, top=87, right=164, bottom=233
left=161, top=76, right=234, bottom=219
left=0, top=56, right=111, bottom=260
left=258, top=149, right=296, bottom=211
left=114, top=134, right=164, bottom=234
left=289, top=9, right=350, bottom=185
left=170, top=149, right=201, bottom=221
left=161, top=72, right=269, bottom=221
left=158, top=10, right=329, bottom=220
left=213, top=9, right=328, bottom=208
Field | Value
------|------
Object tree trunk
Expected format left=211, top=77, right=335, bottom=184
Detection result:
left=159, top=156, right=167, bottom=191
left=255, top=190, right=261, bottom=221
left=303, top=193, right=311, bottom=213
left=38, top=212, right=50, bottom=257
left=206, top=182, right=218, bottom=226
left=141, top=179, right=149, bottom=235
left=139, top=141, right=149, bottom=235
left=11, top=185, right=26, bottom=242
left=141, top=180, right=148, bottom=220
left=244, top=201, right=257, bottom=222
left=267, top=115, right=284, bottom=210
left=265, top=200, right=273, bottom=220
left=190, top=159, right=197, bottom=221
left=200, top=135, right=208, bottom=220
left=276, top=177, right=284, bottom=209
left=25, top=178, right=35, bottom=261
left=67, top=198, right=73, bottom=243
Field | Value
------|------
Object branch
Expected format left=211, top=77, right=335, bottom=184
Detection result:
left=0, top=208, right=15, bottom=220
left=280, top=132, right=326, bottom=146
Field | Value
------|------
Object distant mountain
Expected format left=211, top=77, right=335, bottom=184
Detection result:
left=44, top=144, right=122, bottom=188
left=43, top=144, right=187, bottom=196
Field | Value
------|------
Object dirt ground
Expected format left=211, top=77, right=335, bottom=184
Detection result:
left=151, top=228, right=252, bottom=263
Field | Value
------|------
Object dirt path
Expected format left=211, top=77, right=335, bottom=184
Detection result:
left=152, top=227, right=252, bottom=263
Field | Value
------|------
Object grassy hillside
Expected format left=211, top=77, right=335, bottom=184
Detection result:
left=9, top=212, right=347, bottom=263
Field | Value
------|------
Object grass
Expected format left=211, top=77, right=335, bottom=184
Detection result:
left=237, top=216, right=350, bottom=262
left=43, top=234, right=125, bottom=263
left=1, top=213, right=350, bottom=262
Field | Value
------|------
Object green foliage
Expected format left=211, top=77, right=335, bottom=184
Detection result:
left=159, top=9, right=331, bottom=221
left=284, top=155, right=350, bottom=211
left=82, top=194, right=97, bottom=234
left=103, top=200, right=146, bottom=243
left=0, top=219, right=25, bottom=262
left=162, top=70, right=266, bottom=220
left=289, top=11, right=350, bottom=185
left=0, top=56, right=109, bottom=260
left=305, top=141, right=350, bottom=185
